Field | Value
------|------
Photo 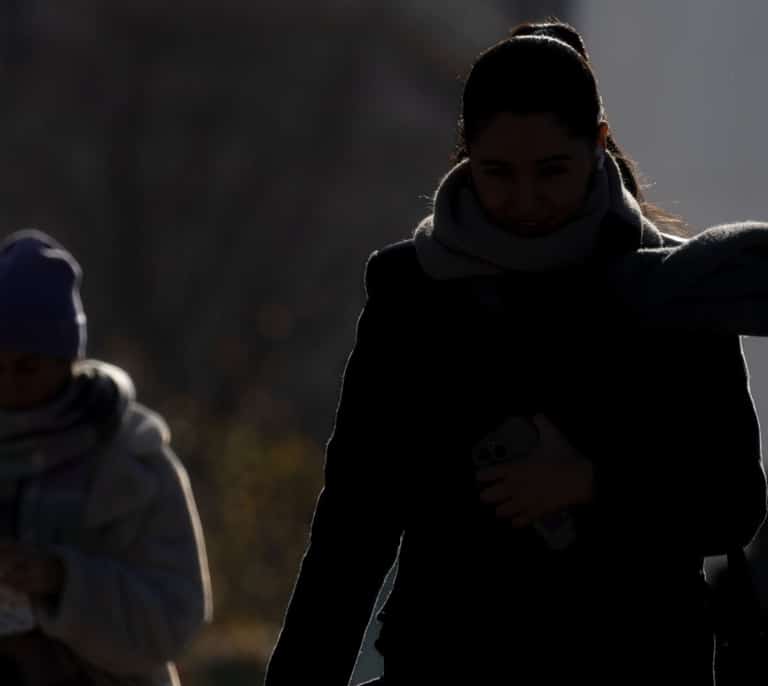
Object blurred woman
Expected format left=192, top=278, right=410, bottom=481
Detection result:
left=0, top=229, right=212, bottom=685
left=266, top=22, right=766, bottom=685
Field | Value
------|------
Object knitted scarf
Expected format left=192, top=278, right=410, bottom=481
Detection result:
left=0, top=360, right=134, bottom=480
left=413, top=151, right=645, bottom=277
left=413, top=153, right=768, bottom=336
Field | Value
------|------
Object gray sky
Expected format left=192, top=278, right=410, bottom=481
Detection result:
left=585, top=0, right=768, bottom=228
left=584, top=0, right=768, bottom=445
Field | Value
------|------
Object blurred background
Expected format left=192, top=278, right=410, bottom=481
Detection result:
left=0, top=1, right=766, bottom=683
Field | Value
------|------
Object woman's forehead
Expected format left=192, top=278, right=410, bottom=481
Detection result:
left=470, top=112, right=588, bottom=162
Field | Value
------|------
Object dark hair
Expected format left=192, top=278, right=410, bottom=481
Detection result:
left=455, top=20, right=688, bottom=235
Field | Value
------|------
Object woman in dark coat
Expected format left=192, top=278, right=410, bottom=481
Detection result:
left=265, top=21, right=767, bottom=685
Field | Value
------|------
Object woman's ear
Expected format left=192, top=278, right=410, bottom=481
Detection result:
left=595, top=145, right=606, bottom=171
left=597, top=121, right=609, bottom=149
left=595, top=121, right=609, bottom=170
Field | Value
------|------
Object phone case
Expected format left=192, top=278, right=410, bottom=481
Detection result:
left=472, top=415, right=539, bottom=468
left=472, top=414, right=576, bottom=551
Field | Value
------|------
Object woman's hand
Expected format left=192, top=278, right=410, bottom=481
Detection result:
left=0, top=540, right=65, bottom=599
left=475, top=413, right=594, bottom=527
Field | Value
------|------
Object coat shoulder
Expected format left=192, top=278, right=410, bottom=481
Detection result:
left=364, top=239, right=428, bottom=300
left=119, top=402, right=171, bottom=452
left=114, top=402, right=191, bottom=497
left=83, top=403, right=186, bottom=527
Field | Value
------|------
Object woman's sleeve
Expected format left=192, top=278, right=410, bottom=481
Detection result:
left=589, top=335, right=767, bottom=558
left=612, top=222, right=768, bottom=336
left=35, top=447, right=212, bottom=674
left=265, top=250, right=411, bottom=686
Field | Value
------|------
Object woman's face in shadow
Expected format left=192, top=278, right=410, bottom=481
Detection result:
left=468, top=112, right=605, bottom=237
left=0, top=350, right=72, bottom=411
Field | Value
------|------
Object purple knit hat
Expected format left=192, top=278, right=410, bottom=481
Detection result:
left=0, top=229, right=87, bottom=359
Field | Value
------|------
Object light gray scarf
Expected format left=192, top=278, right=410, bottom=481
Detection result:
left=0, top=360, right=134, bottom=479
left=413, top=152, right=644, bottom=277
left=413, top=153, right=768, bottom=336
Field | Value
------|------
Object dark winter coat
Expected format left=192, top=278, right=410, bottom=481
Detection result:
left=266, top=217, right=767, bottom=685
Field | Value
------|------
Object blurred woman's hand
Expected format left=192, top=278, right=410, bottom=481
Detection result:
left=0, top=540, right=65, bottom=599
left=475, top=413, right=594, bottom=527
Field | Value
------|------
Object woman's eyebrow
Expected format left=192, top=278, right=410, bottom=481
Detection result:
left=478, top=153, right=573, bottom=166
left=535, top=154, right=572, bottom=164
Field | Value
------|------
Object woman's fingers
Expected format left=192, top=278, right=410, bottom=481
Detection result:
left=474, top=415, right=593, bottom=521
left=475, top=463, right=513, bottom=485
left=477, top=467, right=537, bottom=515
left=506, top=511, right=536, bottom=528
left=479, top=482, right=516, bottom=504
left=477, top=468, right=522, bottom=500
left=494, top=499, right=542, bottom=527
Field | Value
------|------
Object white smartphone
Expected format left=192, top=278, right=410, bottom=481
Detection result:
left=471, top=415, right=539, bottom=468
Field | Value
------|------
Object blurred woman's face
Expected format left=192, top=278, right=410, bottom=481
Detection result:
left=0, top=350, right=72, bottom=411
left=468, top=112, right=605, bottom=237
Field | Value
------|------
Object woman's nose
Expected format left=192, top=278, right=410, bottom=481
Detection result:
left=504, top=179, right=540, bottom=220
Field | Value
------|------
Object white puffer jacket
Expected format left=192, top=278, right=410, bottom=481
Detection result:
left=26, top=400, right=212, bottom=685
